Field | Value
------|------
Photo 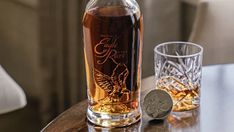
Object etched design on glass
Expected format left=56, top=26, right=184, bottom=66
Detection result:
left=94, top=63, right=130, bottom=102
left=93, top=64, right=135, bottom=113
left=155, top=52, right=202, bottom=112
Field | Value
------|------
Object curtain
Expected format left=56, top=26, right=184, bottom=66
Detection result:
left=39, top=0, right=87, bottom=123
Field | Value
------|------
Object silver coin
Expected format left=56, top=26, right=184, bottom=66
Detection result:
left=143, top=89, right=173, bottom=119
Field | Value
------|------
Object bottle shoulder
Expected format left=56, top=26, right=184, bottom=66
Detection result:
left=85, top=0, right=141, bottom=16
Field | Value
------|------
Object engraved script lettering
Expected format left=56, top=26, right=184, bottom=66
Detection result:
left=94, top=37, right=118, bottom=64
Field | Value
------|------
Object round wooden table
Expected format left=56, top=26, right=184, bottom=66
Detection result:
left=42, top=64, right=234, bottom=132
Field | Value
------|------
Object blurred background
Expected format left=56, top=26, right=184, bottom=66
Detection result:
left=1, top=0, right=233, bottom=131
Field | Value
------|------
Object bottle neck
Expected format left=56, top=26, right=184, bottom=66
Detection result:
left=86, top=0, right=140, bottom=14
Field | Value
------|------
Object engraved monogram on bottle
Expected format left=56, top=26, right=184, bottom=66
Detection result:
left=94, top=36, right=130, bottom=103
left=94, top=36, right=127, bottom=65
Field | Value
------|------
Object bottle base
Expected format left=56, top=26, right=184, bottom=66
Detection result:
left=87, top=107, right=141, bottom=128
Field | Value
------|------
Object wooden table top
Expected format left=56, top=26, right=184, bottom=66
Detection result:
left=42, top=64, right=234, bottom=132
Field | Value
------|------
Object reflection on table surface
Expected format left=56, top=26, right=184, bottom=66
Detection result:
left=83, top=109, right=200, bottom=132
left=86, top=120, right=141, bottom=132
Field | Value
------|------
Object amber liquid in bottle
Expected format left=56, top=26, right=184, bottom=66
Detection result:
left=83, top=6, right=143, bottom=115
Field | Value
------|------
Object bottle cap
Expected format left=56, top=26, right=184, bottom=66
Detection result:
left=143, top=89, right=173, bottom=120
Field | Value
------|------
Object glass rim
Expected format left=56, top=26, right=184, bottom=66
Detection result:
left=154, top=41, right=203, bottom=58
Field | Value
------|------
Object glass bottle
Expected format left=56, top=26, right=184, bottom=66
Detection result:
left=83, top=0, right=143, bottom=127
